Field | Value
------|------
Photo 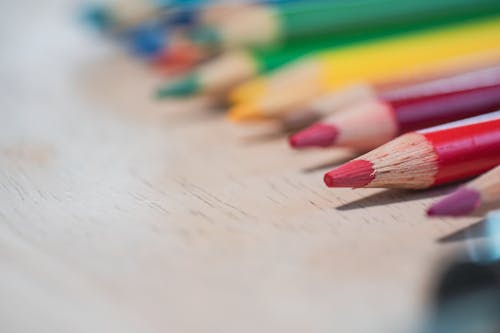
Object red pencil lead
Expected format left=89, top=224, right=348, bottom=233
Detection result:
left=288, top=123, right=338, bottom=149
left=323, top=159, right=375, bottom=188
left=153, top=44, right=204, bottom=73
left=427, top=187, right=481, bottom=217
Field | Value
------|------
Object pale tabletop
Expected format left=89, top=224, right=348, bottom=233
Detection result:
left=0, top=2, right=487, bottom=333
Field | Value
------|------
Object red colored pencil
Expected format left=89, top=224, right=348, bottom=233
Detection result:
left=281, top=57, right=500, bottom=131
left=290, top=80, right=500, bottom=151
left=427, top=165, right=500, bottom=216
left=152, top=43, right=207, bottom=75
left=323, top=111, right=500, bottom=189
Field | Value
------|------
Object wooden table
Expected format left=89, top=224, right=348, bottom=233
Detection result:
left=0, top=2, right=485, bottom=332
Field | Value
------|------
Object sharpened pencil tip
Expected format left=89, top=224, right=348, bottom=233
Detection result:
left=189, top=26, right=221, bottom=45
left=227, top=103, right=266, bottom=122
left=153, top=44, right=202, bottom=72
left=324, top=159, right=374, bottom=188
left=82, top=4, right=113, bottom=31
left=129, top=24, right=168, bottom=58
left=427, top=187, right=481, bottom=217
left=289, top=123, right=338, bottom=149
left=156, top=74, right=199, bottom=98
left=229, top=80, right=266, bottom=103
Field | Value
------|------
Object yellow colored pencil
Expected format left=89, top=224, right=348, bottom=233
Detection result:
left=228, top=16, right=500, bottom=121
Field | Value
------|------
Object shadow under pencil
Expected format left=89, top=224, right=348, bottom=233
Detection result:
left=239, top=130, right=288, bottom=145
left=471, top=202, right=500, bottom=217
left=438, top=219, right=487, bottom=243
left=335, top=183, right=459, bottom=211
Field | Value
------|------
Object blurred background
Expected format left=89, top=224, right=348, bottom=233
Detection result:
left=1, top=1, right=499, bottom=332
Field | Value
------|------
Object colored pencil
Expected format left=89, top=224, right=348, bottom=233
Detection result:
left=228, top=17, right=500, bottom=121
left=157, top=3, right=500, bottom=98
left=484, top=209, right=500, bottom=257
left=233, top=16, right=500, bottom=104
left=189, top=0, right=500, bottom=49
left=153, top=0, right=308, bottom=70
left=152, top=36, right=208, bottom=74
left=129, top=1, right=266, bottom=58
left=83, top=0, right=166, bottom=34
left=323, top=111, right=500, bottom=189
left=229, top=26, right=500, bottom=105
left=280, top=83, right=380, bottom=132
left=281, top=56, right=500, bottom=131
left=184, top=0, right=308, bottom=26
left=486, top=210, right=500, bottom=226
left=156, top=31, right=395, bottom=97
left=228, top=37, right=500, bottom=104
left=289, top=73, right=500, bottom=151
left=427, top=165, right=500, bottom=217
left=157, top=3, right=490, bottom=98
left=127, top=17, right=173, bottom=58
left=155, top=37, right=340, bottom=97
left=228, top=58, right=319, bottom=104
left=156, top=50, right=256, bottom=97
left=168, top=1, right=256, bottom=27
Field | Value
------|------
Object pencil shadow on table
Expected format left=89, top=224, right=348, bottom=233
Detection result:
left=336, top=183, right=459, bottom=211
left=158, top=103, right=225, bottom=127
left=439, top=202, right=500, bottom=243
left=239, top=130, right=288, bottom=145
left=438, top=219, right=487, bottom=243
left=239, top=123, right=294, bottom=145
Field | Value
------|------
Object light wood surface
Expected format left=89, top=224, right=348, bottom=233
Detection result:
left=0, top=2, right=493, bottom=332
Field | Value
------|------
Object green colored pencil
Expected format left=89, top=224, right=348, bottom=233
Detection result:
left=189, top=0, right=500, bottom=49
left=156, top=6, right=500, bottom=98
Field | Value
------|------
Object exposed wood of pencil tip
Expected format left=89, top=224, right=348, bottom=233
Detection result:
left=311, top=83, right=378, bottom=115
left=360, top=133, right=438, bottom=189
left=201, top=51, right=257, bottom=93
left=324, top=99, right=397, bottom=150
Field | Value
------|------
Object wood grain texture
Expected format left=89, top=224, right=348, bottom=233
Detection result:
left=0, top=1, right=492, bottom=332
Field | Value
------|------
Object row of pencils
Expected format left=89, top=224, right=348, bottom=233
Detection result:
left=84, top=0, right=500, bottom=218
